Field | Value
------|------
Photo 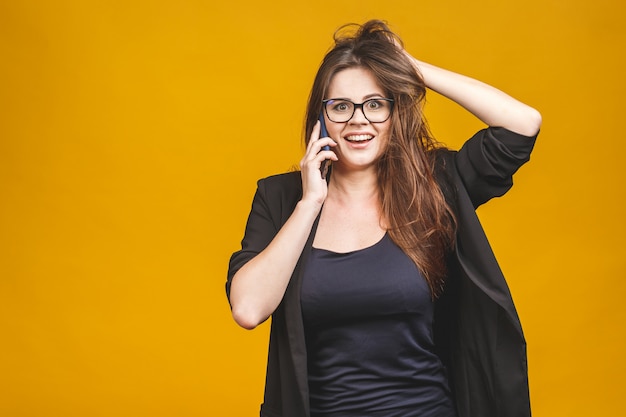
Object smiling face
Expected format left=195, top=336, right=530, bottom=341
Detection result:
left=324, top=67, right=391, bottom=173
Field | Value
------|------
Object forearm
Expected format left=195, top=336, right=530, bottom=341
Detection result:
left=229, top=199, right=320, bottom=329
left=413, top=59, right=542, bottom=136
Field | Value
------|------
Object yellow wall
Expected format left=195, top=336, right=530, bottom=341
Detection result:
left=1, top=1, right=624, bottom=415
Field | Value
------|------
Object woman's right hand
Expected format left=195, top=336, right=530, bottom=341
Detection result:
left=299, top=120, right=337, bottom=208
left=230, top=121, right=337, bottom=330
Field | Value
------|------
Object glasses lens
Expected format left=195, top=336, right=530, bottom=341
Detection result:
left=325, top=100, right=354, bottom=123
left=362, top=99, right=392, bottom=123
left=324, top=99, right=392, bottom=123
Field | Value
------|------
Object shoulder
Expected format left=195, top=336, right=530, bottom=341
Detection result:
left=431, top=147, right=457, bottom=169
left=255, top=171, right=303, bottom=220
left=430, top=147, right=461, bottom=186
left=257, top=171, right=302, bottom=198
left=258, top=170, right=302, bottom=187
left=430, top=148, right=461, bottom=208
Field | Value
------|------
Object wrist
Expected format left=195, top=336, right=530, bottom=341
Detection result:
left=296, top=198, right=323, bottom=218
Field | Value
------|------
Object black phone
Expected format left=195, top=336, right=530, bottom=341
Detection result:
left=318, top=112, right=331, bottom=179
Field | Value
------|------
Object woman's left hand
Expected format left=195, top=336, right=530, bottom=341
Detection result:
left=399, top=48, right=542, bottom=137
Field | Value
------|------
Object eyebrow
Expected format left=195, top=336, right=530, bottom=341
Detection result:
left=326, top=93, right=387, bottom=102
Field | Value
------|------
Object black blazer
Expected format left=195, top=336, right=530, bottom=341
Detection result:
left=228, top=127, right=538, bottom=417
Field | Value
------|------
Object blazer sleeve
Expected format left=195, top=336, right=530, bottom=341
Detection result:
left=455, top=127, right=538, bottom=208
left=226, top=173, right=302, bottom=302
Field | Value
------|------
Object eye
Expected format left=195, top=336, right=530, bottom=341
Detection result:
left=366, top=99, right=384, bottom=110
left=330, top=100, right=352, bottom=113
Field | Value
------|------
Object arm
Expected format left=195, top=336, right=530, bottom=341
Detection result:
left=410, top=58, right=542, bottom=137
left=229, top=198, right=319, bottom=330
left=401, top=55, right=540, bottom=206
left=228, top=122, right=337, bottom=330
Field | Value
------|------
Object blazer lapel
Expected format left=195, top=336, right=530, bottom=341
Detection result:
left=282, top=211, right=322, bottom=417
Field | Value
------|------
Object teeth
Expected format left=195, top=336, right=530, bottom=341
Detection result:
left=346, top=134, right=373, bottom=142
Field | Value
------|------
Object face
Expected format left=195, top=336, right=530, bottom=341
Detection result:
left=324, top=67, right=391, bottom=173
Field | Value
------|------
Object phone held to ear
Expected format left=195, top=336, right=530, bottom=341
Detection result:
left=318, top=112, right=331, bottom=179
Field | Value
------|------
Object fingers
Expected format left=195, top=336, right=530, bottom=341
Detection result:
left=298, top=122, right=339, bottom=204
left=301, top=137, right=337, bottom=171
left=309, top=120, right=327, bottom=146
left=300, top=125, right=337, bottom=182
left=306, top=124, right=336, bottom=158
left=305, top=120, right=336, bottom=157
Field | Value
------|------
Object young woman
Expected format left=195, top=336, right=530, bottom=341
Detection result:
left=227, top=20, right=541, bottom=417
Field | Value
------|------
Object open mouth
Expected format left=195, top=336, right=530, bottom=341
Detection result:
left=345, top=134, right=374, bottom=143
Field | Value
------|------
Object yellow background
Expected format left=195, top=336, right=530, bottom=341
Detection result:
left=1, top=0, right=624, bottom=416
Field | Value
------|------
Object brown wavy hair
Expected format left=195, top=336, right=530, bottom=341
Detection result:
left=304, top=20, right=456, bottom=298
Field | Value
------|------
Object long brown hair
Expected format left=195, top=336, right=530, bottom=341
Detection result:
left=304, top=20, right=456, bottom=298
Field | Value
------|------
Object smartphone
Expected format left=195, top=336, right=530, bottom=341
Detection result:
left=318, top=112, right=331, bottom=179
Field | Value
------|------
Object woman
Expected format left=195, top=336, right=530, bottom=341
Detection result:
left=227, top=20, right=541, bottom=417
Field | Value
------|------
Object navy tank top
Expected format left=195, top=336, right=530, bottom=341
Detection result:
left=301, top=233, right=456, bottom=417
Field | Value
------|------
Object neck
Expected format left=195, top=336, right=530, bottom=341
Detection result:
left=327, top=165, right=380, bottom=204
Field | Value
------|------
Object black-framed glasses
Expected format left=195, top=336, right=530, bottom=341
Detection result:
left=322, top=98, right=394, bottom=123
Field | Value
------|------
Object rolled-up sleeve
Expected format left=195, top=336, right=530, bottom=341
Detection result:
left=226, top=180, right=277, bottom=301
left=226, top=173, right=302, bottom=302
left=455, top=127, right=538, bottom=208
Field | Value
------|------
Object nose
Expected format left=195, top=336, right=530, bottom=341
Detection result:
left=349, top=104, right=369, bottom=124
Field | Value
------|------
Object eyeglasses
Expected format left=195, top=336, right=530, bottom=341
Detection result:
left=322, top=98, right=394, bottom=123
